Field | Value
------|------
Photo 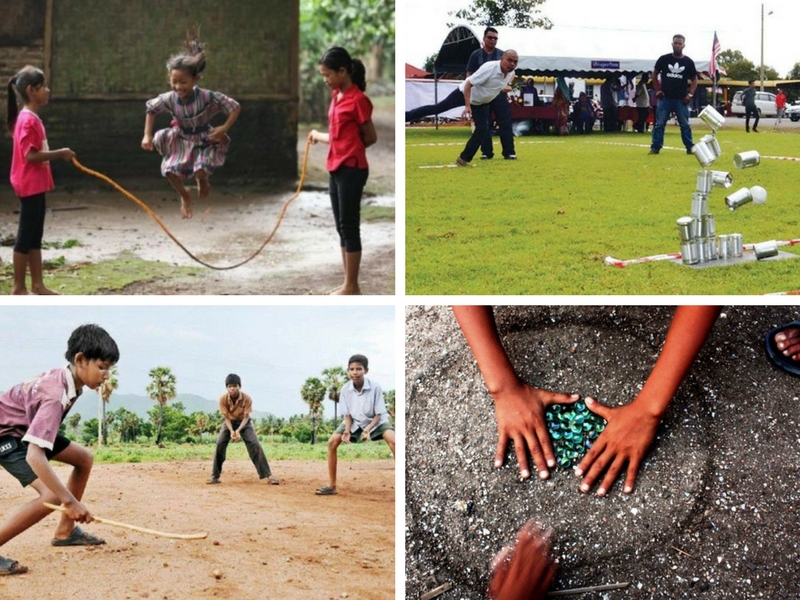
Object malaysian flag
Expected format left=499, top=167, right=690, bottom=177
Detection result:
left=710, top=31, right=726, bottom=77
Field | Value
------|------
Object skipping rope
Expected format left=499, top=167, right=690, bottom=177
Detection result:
left=70, top=138, right=312, bottom=271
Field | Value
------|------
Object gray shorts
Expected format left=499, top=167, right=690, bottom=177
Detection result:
left=334, top=421, right=393, bottom=443
left=0, top=434, right=71, bottom=487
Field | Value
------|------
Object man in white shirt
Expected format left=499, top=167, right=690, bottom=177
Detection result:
left=457, top=50, right=519, bottom=166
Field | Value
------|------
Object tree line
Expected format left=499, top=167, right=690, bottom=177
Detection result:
left=79, top=365, right=395, bottom=447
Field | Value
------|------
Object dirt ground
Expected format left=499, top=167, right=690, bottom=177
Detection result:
left=0, top=459, right=395, bottom=599
left=406, top=305, right=800, bottom=600
left=0, top=105, right=395, bottom=295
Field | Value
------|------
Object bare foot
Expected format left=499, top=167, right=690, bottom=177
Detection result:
left=774, top=326, right=800, bottom=361
left=331, top=285, right=361, bottom=296
left=10, top=287, right=30, bottom=295
left=325, top=284, right=344, bottom=295
left=196, top=174, right=210, bottom=198
left=31, top=285, right=60, bottom=295
left=179, top=189, right=193, bottom=219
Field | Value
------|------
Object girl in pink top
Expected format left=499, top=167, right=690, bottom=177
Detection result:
left=308, top=47, right=377, bottom=295
left=6, top=66, right=75, bottom=295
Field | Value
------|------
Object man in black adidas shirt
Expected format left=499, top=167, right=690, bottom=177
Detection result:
left=649, top=34, right=698, bottom=155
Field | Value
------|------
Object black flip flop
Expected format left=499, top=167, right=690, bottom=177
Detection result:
left=51, top=525, right=106, bottom=546
left=765, top=321, right=800, bottom=377
left=0, top=555, right=29, bottom=576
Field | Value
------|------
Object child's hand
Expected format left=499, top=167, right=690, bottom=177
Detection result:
left=57, top=148, right=76, bottom=161
left=574, top=396, right=661, bottom=497
left=231, top=430, right=240, bottom=441
left=141, top=135, right=154, bottom=151
left=307, top=129, right=322, bottom=144
left=64, top=499, right=93, bottom=523
left=342, top=431, right=351, bottom=444
left=492, top=383, right=579, bottom=480
left=488, top=520, right=555, bottom=600
left=207, top=126, right=226, bottom=144
left=361, top=429, right=370, bottom=442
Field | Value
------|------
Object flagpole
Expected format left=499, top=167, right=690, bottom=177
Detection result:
left=710, top=31, right=721, bottom=112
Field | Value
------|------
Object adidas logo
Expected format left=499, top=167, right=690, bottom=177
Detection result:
left=666, top=62, right=686, bottom=79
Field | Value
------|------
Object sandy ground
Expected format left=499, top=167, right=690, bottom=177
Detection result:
left=406, top=305, right=800, bottom=600
left=0, top=459, right=394, bottom=599
left=0, top=106, right=395, bottom=296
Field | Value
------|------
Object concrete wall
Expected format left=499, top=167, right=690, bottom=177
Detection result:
left=1, top=0, right=298, bottom=185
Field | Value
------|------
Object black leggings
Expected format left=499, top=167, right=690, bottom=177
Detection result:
left=329, top=166, right=369, bottom=252
left=14, top=193, right=46, bottom=253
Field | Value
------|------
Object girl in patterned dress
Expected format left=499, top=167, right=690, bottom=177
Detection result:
left=141, top=36, right=241, bottom=219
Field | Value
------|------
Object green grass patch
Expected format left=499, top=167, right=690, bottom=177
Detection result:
left=91, top=440, right=393, bottom=464
left=0, top=250, right=202, bottom=295
left=406, top=125, right=800, bottom=295
left=362, top=205, right=394, bottom=222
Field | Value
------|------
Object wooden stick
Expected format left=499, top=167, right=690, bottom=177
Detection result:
left=546, top=582, right=630, bottom=596
left=43, top=502, right=208, bottom=540
left=420, top=582, right=452, bottom=600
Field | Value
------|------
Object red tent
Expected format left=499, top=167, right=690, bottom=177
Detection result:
left=405, top=63, right=431, bottom=79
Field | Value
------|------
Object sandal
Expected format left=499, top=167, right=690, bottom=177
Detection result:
left=765, top=321, right=800, bottom=377
left=267, top=477, right=280, bottom=485
left=315, top=485, right=338, bottom=496
left=51, top=525, right=106, bottom=546
left=0, top=555, right=28, bottom=576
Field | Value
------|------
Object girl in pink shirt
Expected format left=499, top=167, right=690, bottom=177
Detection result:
left=6, top=66, right=75, bottom=295
left=308, top=47, right=377, bottom=295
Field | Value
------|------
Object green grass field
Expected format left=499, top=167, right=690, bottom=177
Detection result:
left=91, top=440, right=393, bottom=464
left=406, top=123, right=800, bottom=295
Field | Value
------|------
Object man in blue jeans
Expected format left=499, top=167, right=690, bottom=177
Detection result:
left=649, top=34, right=698, bottom=155
left=456, top=50, right=519, bottom=166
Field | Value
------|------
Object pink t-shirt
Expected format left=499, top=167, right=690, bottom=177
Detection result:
left=326, top=85, right=372, bottom=172
left=0, top=367, right=79, bottom=450
left=9, top=109, right=55, bottom=198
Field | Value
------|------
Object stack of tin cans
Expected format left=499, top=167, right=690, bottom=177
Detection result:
left=677, top=106, right=763, bottom=266
left=676, top=169, right=741, bottom=264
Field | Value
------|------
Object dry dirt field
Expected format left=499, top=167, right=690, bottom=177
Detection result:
left=0, top=104, right=395, bottom=295
left=0, top=459, right=395, bottom=599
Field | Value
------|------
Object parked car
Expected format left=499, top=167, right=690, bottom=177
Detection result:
left=730, top=90, right=778, bottom=117
left=785, top=101, right=800, bottom=122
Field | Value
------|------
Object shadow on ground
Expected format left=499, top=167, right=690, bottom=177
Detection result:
left=405, top=305, right=800, bottom=599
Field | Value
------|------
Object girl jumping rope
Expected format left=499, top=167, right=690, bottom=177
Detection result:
left=6, top=66, right=75, bottom=295
left=308, top=47, right=377, bottom=295
left=141, top=34, right=241, bottom=219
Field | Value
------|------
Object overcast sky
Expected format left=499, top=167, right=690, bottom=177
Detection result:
left=0, top=305, right=396, bottom=419
left=403, top=0, right=800, bottom=78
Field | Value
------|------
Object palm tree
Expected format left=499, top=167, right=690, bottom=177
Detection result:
left=300, top=377, right=326, bottom=444
left=321, top=366, right=347, bottom=422
left=67, top=413, right=82, bottom=438
left=384, top=389, right=395, bottom=422
left=115, top=407, right=141, bottom=443
left=146, top=366, right=177, bottom=446
left=97, top=366, right=118, bottom=446
left=189, top=412, right=210, bottom=438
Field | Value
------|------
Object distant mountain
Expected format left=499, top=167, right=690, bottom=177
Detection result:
left=70, top=392, right=275, bottom=422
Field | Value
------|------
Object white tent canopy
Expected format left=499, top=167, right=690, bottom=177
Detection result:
left=434, top=25, right=710, bottom=78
